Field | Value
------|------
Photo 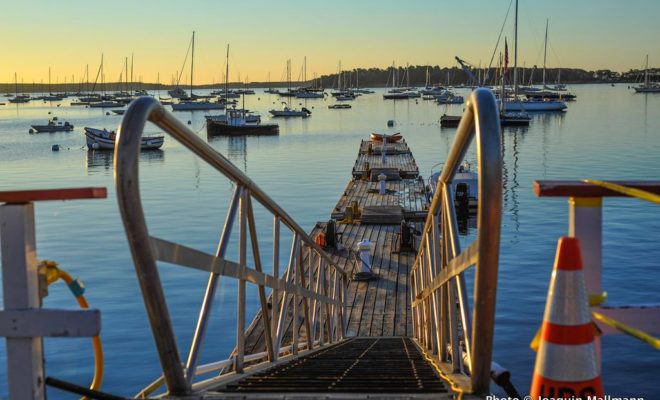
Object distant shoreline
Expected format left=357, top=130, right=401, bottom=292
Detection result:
left=1, top=65, right=654, bottom=94
left=0, top=81, right=645, bottom=95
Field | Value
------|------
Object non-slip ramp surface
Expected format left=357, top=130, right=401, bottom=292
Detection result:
left=214, top=338, right=451, bottom=397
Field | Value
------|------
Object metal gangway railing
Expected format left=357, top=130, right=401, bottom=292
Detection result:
left=410, top=88, right=503, bottom=396
left=115, top=97, right=349, bottom=396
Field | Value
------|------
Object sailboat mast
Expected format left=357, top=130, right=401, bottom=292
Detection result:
left=190, top=31, right=195, bottom=97
left=225, top=44, right=230, bottom=96
left=125, top=57, right=129, bottom=93
left=131, top=53, right=134, bottom=93
left=513, top=0, right=519, bottom=96
left=48, top=67, right=51, bottom=95
left=645, top=54, right=649, bottom=86
left=542, top=19, right=548, bottom=88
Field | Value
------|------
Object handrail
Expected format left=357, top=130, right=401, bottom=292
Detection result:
left=410, top=88, right=502, bottom=395
left=115, top=97, right=347, bottom=396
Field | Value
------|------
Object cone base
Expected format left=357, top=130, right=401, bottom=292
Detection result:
left=531, top=374, right=603, bottom=399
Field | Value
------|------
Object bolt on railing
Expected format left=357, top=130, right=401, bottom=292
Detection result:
left=114, top=97, right=348, bottom=396
left=410, top=88, right=502, bottom=395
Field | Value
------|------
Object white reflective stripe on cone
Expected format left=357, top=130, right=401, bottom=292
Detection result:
left=535, top=342, right=600, bottom=381
left=545, top=270, right=591, bottom=326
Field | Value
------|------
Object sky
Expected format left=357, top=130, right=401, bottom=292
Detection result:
left=1, top=0, right=659, bottom=84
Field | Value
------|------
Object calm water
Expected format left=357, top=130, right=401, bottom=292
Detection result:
left=0, top=85, right=658, bottom=398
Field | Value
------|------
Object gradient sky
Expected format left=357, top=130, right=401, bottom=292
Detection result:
left=2, top=0, right=659, bottom=84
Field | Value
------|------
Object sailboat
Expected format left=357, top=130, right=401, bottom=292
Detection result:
left=172, top=32, right=224, bottom=111
left=8, top=73, right=30, bottom=103
left=499, top=40, right=531, bottom=126
left=520, top=20, right=576, bottom=101
left=633, top=55, right=660, bottom=93
left=206, top=45, right=279, bottom=136
left=296, top=57, right=324, bottom=98
left=502, top=2, right=567, bottom=112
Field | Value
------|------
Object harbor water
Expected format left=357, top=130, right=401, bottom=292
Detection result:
left=0, top=85, right=658, bottom=398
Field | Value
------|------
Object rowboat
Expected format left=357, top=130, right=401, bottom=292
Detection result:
left=84, top=127, right=164, bottom=150
left=370, top=132, right=402, bottom=142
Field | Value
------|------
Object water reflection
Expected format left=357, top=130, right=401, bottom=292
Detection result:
left=85, top=149, right=164, bottom=173
left=207, top=135, right=247, bottom=173
left=501, top=127, right=523, bottom=243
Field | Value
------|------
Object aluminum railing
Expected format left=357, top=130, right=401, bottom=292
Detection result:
left=410, top=88, right=502, bottom=395
left=115, top=97, right=348, bottom=396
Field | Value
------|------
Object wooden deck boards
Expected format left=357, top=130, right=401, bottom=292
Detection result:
left=242, top=135, right=427, bottom=357
left=353, top=139, right=420, bottom=180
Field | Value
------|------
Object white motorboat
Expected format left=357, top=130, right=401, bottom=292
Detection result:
left=84, top=127, right=164, bottom=150
left=269, top=102, right=311, bottom=117
left=428, top=161, right=478, bottom=213
left=30, top=119, right=74, bottom=133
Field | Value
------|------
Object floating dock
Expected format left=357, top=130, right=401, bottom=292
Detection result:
left=210, top=135, right=452, bottom=398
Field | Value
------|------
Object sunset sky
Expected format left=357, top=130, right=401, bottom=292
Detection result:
left=2, top=0, right=659, bottom=84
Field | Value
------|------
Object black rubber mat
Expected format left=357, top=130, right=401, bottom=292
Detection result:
left=217, top=338, right=449, bottom=394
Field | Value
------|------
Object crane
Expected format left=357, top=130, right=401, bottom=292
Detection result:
left=455, top=56, right=481, bottom=87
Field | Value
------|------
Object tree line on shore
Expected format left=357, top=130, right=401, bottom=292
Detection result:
left=1, top=65, right=655, bottom=93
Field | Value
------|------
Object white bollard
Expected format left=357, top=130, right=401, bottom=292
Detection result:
left=378, top=173, right=387, bottom=195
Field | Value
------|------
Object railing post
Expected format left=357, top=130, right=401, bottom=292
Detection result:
left=0, top=203, right=45, bottom=400
left=272, top=216, right=280, bottom=361
left=186, top=186, right=240, bottom=384
left=235, top=188, right=248, bottom=373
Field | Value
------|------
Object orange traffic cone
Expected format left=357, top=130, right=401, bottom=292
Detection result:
left=530, top=237, right=604, bottom=399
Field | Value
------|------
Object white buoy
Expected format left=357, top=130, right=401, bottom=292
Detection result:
left=92, top=142, right=100, bottom=150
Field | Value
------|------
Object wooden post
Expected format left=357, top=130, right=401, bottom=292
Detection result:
left=0, top=203, right=45, bottom=400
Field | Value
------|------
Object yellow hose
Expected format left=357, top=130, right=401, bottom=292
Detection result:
left=583, top=179, right=660, bottom=204
left=40, top=261, right=104, bottom=399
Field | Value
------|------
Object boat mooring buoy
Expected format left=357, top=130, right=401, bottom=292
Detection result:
left=387, top=120, right=395, bottom=127
left=106, top=112, right=110, bottom=116
left=28, top=129, right=34, bottom=134
left=48, top=111, right=52, bottom=114
left=187, top=120, right=192, bottom=125
left=52, top=144, right=60, bottom=151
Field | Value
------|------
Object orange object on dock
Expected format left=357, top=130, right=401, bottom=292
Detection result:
left=530, top=237, right=604, bottom=399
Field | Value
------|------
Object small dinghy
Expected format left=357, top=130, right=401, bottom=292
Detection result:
left=84, top=127, right=164, bottom=150
left=370, top=132, right=402, bottom=143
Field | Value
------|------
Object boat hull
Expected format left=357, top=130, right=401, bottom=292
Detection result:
left=503, top=100, right=567, bottom=111
left=31, top=124, right=74, bottom=133
left=206, top=122, right=279, bottom=136
left=84, top=127, right=164, bottom=150
left=172, top=102, right=225, bottom=111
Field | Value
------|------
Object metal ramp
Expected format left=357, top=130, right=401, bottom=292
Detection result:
left=210, top=338, right=452, bottom=399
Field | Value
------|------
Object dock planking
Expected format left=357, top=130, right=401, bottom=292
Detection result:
left=240, top=134, right=427, bottom=358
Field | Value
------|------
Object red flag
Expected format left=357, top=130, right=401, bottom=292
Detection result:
left=504, top=38, right=509, bottom=75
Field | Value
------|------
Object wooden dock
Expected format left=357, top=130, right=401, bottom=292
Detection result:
left=211, top=135, right=448, bottom=398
